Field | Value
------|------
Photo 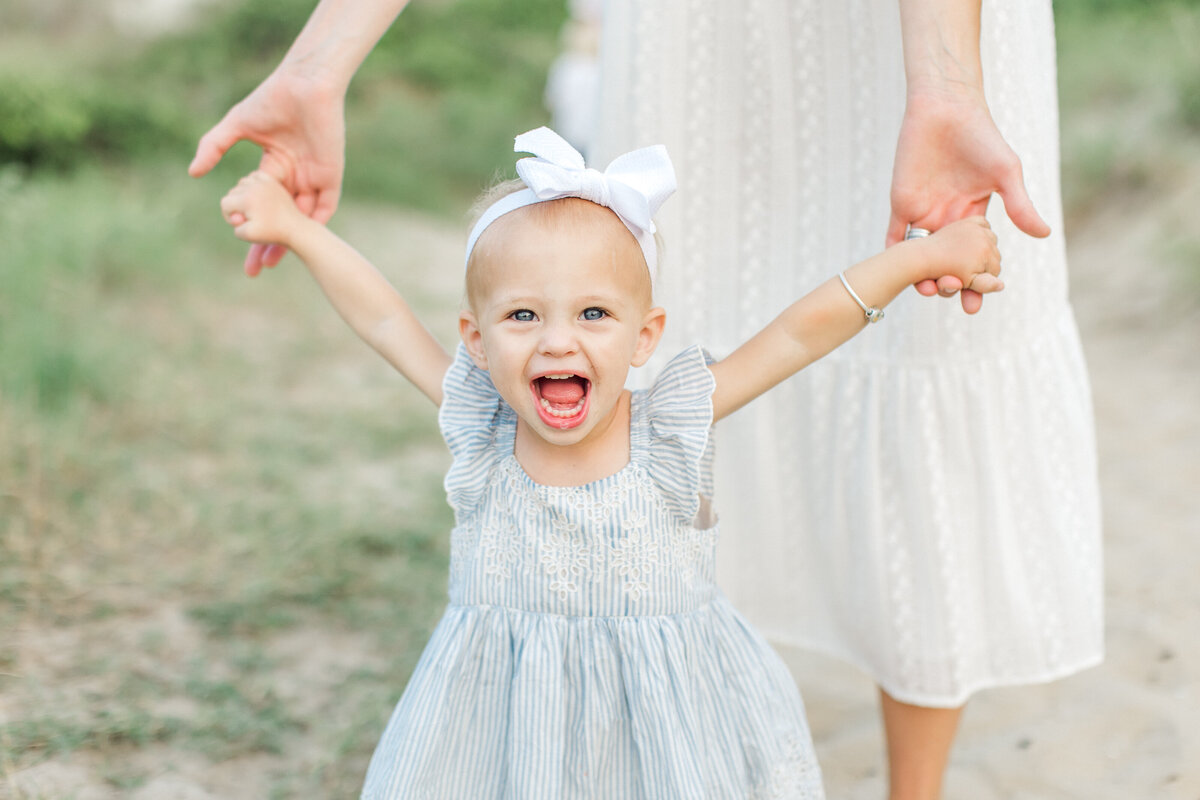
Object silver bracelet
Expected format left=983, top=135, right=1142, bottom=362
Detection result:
left=838, top=272, right=884, bottom=323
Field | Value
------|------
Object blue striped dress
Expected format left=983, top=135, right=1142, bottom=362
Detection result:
left=360, top=345, right=824, bottom=799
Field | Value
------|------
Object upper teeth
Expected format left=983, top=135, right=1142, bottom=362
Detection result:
left=544, top=374, right=574, bottom=379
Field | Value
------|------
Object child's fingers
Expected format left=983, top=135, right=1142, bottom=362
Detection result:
left=219, top=194, right=244, bottom=226
left=250, top=192, right=309, bottom=268
left=914, top=278, right=939, bottom=296
left=966, top=273, right=1004, bottom=294
left=935, top=275, right=963, bottom=296
left=244, top=169, right=272, bottom=186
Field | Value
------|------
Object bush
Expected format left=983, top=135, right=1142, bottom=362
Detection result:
left=0, top=73, right=90, bottom=167
left=1055, top=0, right=1192, bottom=11
left=0, top=71, right=191, bottom=169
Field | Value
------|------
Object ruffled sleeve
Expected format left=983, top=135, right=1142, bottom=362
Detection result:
left=635, top=345, right=717, bottom=523
left=438, top=343, right=514, bottom=516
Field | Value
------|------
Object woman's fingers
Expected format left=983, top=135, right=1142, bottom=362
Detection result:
left=245, top=244, right=269, bottom=277
left=261, top=245, right=288, bottom=268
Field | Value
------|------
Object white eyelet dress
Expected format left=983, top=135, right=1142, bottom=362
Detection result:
left=591, top=0, right=1103, bottom=707
left=360, top=345, right=825, bottom=799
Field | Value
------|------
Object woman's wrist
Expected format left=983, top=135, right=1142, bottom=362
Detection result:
left=899, top=0, right=985, bottom=100
left=274, top=52, right=356, bottom=97
left=904, top=77, right=986, bottom=110
left=275, top=0, right=411, bottom=94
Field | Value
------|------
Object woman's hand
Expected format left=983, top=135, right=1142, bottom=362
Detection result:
left=191, top=71, right=347, bottom=276
left=887, top=90, right=1048, bottom=313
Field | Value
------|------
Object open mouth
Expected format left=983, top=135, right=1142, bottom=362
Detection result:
left=531, top=373, right=591, bottom=429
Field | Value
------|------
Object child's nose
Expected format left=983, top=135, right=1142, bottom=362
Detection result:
left=538, top=319, right=579, bottom=356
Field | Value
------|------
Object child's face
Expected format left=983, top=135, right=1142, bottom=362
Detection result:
left=460, top=200, right=665, bottom=450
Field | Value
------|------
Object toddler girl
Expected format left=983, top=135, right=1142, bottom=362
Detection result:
left=219, top=126, right=1001, bottom=799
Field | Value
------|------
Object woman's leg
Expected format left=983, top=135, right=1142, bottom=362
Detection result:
left=879, top=689, right=964, bottom=800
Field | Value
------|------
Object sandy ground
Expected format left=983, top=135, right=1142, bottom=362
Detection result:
left=6, top=184, right=1199, bottom=797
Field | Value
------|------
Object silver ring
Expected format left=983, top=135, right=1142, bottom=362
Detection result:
left=905, top=226, right=932, bottom=240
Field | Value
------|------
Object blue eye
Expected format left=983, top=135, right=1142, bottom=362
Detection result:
left=510, top=309, right=536, bottom=322
left=581, top=307, right=607, bottom=321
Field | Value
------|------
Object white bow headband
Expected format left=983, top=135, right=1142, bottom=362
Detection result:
left=464, top=127, right=677, bottom=283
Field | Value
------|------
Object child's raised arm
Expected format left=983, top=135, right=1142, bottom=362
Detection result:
left=710, top=216, right=1002, bottom=421
left=220, top=171, right=452, bottom=404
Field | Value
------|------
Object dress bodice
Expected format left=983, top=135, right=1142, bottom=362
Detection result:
left=439, top=344, right=719, bottom=616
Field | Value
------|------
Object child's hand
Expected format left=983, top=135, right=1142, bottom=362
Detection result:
left=219, top=170, right=307, bottom=252
left=919, top=217, right=1004, bottom=305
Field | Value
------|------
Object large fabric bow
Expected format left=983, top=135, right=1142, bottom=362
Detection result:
left=465, top=127, right=676, bottom=277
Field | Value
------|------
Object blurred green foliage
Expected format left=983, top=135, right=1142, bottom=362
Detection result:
left=1055, top=0, right=1198, bottom=9
left=0, top=0, right=566, bottom=211
left=0, top=73, right=189, bottom=167
left=0, top=73, right=89, bottom=167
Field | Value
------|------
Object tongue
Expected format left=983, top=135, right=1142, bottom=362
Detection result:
left=540, top=376, right=586, bottom=406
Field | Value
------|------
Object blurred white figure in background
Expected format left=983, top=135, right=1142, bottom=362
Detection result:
left=544, top=0, right=603, bottom=154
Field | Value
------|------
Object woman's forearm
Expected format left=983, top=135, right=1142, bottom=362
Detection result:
left=897, top=0, right=984, bottom=97
left=277, top=0, right=414, bottom=91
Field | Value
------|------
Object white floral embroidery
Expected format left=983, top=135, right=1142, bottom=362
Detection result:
left=538, top=484, right=588, bottom=514
left=540, top=530, right=594, bottom=600
left=550, top=512, right=581, bottom=537
left=479, top=521, right=524, bottom=581
left=586, top=481, right=628, bottom=524
left=633, top=466, right=657, bottom=495
left=750, top=732, right=824, bottom=800
left=470, top=454, right=721, bottom=607
left=611, top=512, right=659, bottom=601
left=668, top=525, right=705, bottom=586
left=505, top=468, right=544, bottom=520
left=449, top=520, right=480, bottom=583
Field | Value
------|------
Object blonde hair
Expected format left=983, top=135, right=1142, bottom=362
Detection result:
left=463, top=179, right=664, bottom=310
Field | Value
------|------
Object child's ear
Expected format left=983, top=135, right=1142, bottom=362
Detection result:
left=458, top=312, right=489, bottom=369
left=631, top=306, right=666, bottom=368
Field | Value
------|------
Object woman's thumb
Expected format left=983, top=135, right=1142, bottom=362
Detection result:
left=999, top=168, right=1051, bottom=239
left=188, top=116, right=240, bottom=178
